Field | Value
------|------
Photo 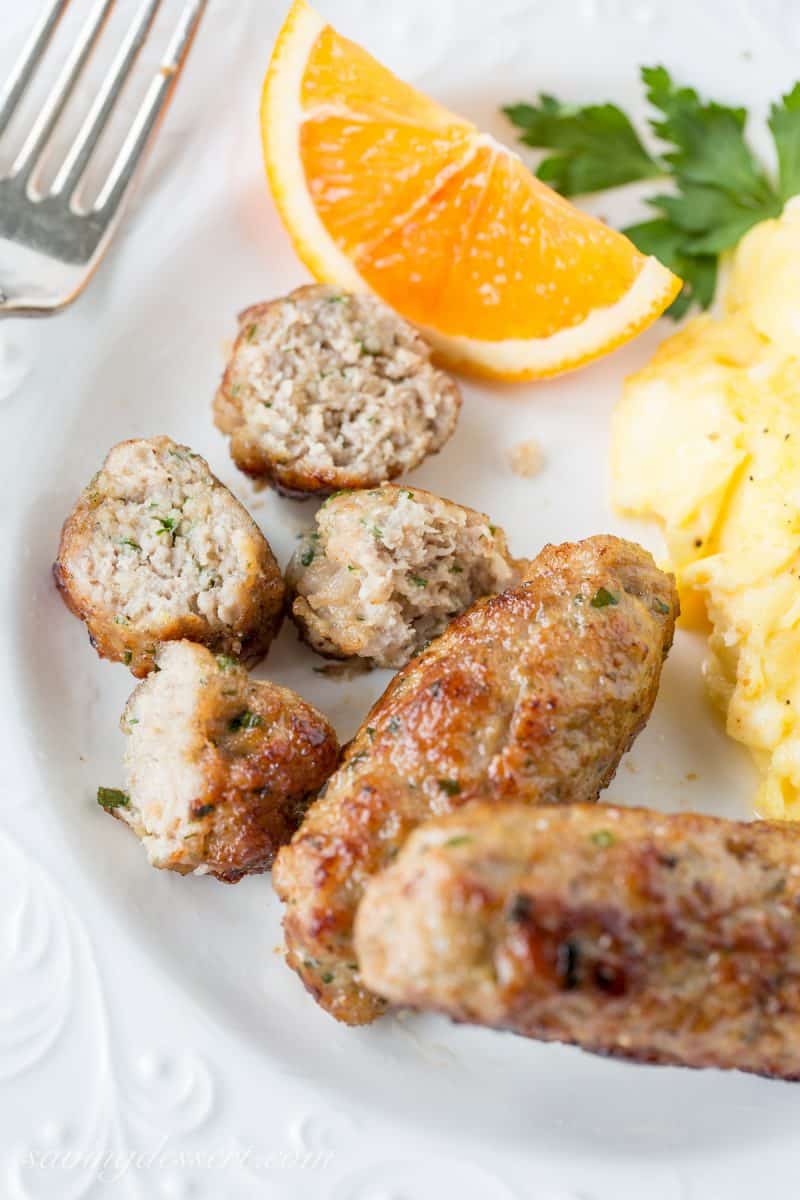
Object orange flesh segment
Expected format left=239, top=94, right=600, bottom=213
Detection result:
left=300, top=117, right=474, bottom=261
left=298, top=28, right=651, bottom=341
left=300, top=26, right=472, bottom=133
left=359, top=147, right=648, bottom=339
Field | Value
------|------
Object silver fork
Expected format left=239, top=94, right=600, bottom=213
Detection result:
left=0, top=0, right=206, bottom=316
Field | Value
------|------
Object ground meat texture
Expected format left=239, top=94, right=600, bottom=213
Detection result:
left=273, top=535, right=678, bottom=1025
left=107, top=641, right=339, bottom=882
left=285, top=486, right=525, bottom=668
left=355, top=802, right=800, bottom=1080
left=213, top=285, right=461, bottom=496
left=54, top=437, right=285, bottom=677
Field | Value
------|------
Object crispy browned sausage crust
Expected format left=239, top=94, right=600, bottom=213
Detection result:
left=356, top=802, right=800, bottom=1080
left=197, top=677, right=340, bottom=881
left=117, top=641, right=340, bottom=882
left=273, top=535, right=678, bottom=1024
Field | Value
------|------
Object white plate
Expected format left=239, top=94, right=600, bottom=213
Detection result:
left=3, top=2, right=800, bottom=1196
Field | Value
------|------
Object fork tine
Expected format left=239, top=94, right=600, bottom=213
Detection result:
left=13, top=0, right=116, bottom=182
left=0, top=0, right=71, bottom=141
left=93, top=0, right=206, bottom=218
left=52, top=0, right=162, bottom=199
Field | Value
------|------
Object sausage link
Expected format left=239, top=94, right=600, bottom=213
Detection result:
left=274, top=535, right=677, bottom=1024
left=356, top=802, right=800, bottom=1079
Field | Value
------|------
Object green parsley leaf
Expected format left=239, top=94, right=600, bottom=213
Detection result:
left=119, top=537, right=141, bottom=552
left=641, top=66, right=774, bottom=205
left=591, top=587, right=618, bottom=609
left=216, top=654, right=239, bottom=671
left=444, top=834, right=472, bottom=847
left=409, top=574, right=427, bottom=588
left=648, top=184, right=768, bottom=255
left=229, top=710, right=262, bottom=731
left=438, top=778, right=461, bottom=796
left=503, top=95, right=661, bottom=195
left=97, top=786, right=129, bottom=810
left=639, top=66, right=781, bottom=265
left=154, top=515, right=178, bottom=539
left=769, top=82, right=800, bottom=202
left=300, top=547, right=315, bottom=567
left=623, top=218, right=717, bottom=317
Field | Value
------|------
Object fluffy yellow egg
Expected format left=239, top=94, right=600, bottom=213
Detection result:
left=611, top=200, right=800, bottom=820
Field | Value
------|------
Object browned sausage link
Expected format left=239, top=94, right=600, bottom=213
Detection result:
left=355, top=802, right=800, bottom=1079
left=273, top=535, right=678, bottom=1025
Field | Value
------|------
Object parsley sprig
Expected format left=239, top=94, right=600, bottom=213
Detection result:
left=504, top=69, right=800, bottom=317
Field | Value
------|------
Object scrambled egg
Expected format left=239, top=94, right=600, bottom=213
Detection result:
left=612, top=199, right=800, bottom=819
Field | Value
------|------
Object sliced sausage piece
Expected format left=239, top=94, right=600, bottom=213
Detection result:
left=286, top=485, right=525, bottom=668
left=54, top=436, right=285, bottom=677
left=273, top=535, right=678, bottom=1024
left=356, top=801, right=800, bottom=1081
left=213, top=285, right=461, bottom=496
left=103, top=640, right=339, bottom=882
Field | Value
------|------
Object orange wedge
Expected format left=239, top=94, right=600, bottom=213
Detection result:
left=261, top=0, right=681, bottom=380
